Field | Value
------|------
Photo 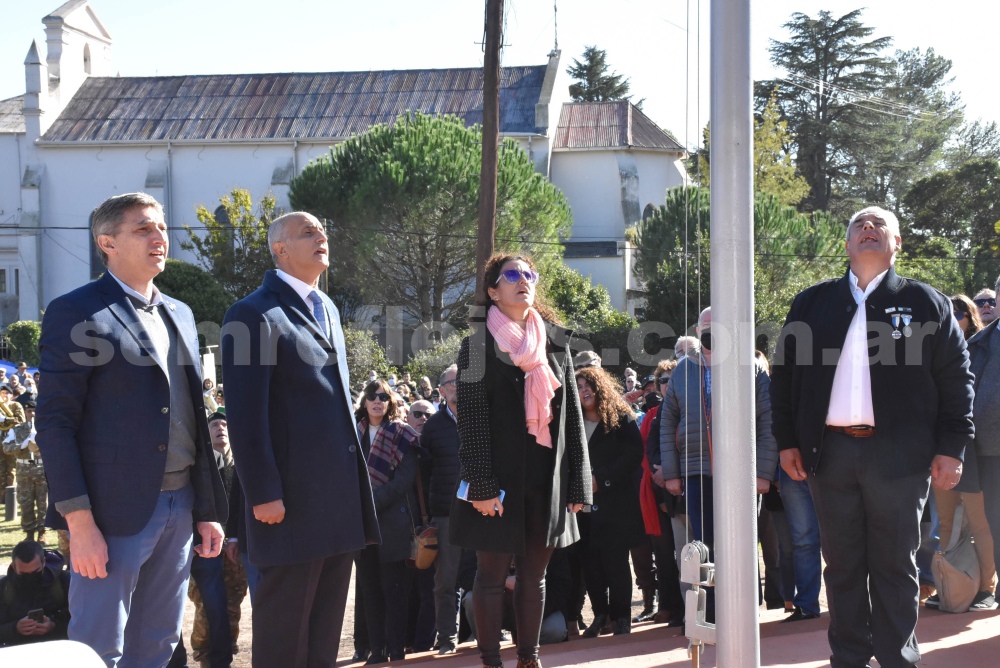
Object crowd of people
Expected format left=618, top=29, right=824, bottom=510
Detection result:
left=0, top=197, right=997, bottom=668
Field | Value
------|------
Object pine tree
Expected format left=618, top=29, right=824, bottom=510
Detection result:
left=567, top=46, right=632, bottom=102
left=757, top=9, right=893, bottom=212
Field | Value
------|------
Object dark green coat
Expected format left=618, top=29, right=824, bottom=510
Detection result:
left=450, top=322, right=592, bottom=555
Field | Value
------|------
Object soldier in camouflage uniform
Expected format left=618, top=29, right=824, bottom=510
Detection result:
left=4, top=401, right=46, bottom=542
left=0, top=384, right=26, bottom=502
left=188, top=412, right=247, bottom=666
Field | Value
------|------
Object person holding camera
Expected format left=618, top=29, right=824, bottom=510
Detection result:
left=0, top=540, right=71, bottom=646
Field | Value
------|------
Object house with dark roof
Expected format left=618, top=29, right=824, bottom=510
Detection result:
left=551, top=101, right=687, bottom=316
left=1, top=1, right=686, bottom=326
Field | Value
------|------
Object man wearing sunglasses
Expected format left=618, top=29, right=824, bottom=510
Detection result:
left=222, top=211, right=379, bottom=666
left=418, top=365, right=463, bottom=655
left=973, top=289, right=997, bottom=324
left=406, top=400, right=437, bottom=436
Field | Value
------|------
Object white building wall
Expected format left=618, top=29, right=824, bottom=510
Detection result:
left=564, top=256, right=627, bottom=311
left=551, top=151, right=626, bottom=241
left=633, top=152, right=688, bottom=214
left=0, top=135, right=24, bottom=227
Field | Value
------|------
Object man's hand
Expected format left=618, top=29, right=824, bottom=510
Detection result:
left=65, top=509, right=108, bottom=579
left=16, top=617, right=37, bottom=636
left=623, top=389, right=645, bottom=404
left=931, top=455, right=963, bottom=491
left=780, top=449, right=807, bottom=481
left=757, top=477, right=771, bottom=495
left=665, top=478, right=683, bottom=496
left=224, top=541, right=240, bottom=565
left=652, top=464, right=665, bottom=487
left=194, top=522, right=225, bottom=558
left=567, top=503, right=585, bottom=513
left=31, top=616, right=55, bottom=636
left=253, top=499, right=286, bottom=524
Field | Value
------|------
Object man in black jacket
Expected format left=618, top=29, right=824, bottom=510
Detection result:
left=770, top=206, right=975, bottom=668
left=420, top=364, right=462, bottom=655
left=0, top=540, right=70, bottom=646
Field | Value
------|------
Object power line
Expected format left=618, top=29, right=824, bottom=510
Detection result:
left=777, top=73, right=948, bottom=120
left=41, top=229, right=91, bottom=267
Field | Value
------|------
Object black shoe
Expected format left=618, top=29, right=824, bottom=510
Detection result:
left=364, top=653, right=388, bottom=665
left=583, top=613, right=607, bottom=638
left=924, top=594, right=941, bottom=609
left=612, top=617, right=631, bottom=635
left=780, top=607, right=819, bottom=623
left=633, top=588, right=656, bottom=622
left=969, top=591, right=998, bottom=610
left=353, top=650, right=370, bottom=662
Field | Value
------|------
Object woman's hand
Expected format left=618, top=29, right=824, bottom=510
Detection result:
left=665, top=478, right=683, bottom=496
left=567, top=503, right=585, bottom=513
left=472, top=497, right=504, bottom=517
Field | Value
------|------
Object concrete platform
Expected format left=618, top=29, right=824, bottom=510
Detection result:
left=344, top=607, right=1000, bottom=667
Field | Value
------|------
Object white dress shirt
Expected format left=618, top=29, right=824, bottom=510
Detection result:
left=275, top=269, right=320, bottom=310
left=826, top=268, right=889, bottom=427
left=108, top=270, right=163, bottom=306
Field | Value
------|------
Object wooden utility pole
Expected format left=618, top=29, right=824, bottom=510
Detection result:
left=475, top=0, right=503, bottom=308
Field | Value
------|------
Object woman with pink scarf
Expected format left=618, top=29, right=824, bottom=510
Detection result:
left=449, top=254, right=592, bottom=668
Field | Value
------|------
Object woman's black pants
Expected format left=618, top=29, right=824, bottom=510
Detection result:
left=473, top=496, right=554, bottom=667
left=355, top=545, right=413, bottom=659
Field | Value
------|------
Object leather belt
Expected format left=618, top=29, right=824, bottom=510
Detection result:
left=826, top=425, right=876, bottom=438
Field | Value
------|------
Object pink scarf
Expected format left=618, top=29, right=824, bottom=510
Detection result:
left=487, top=306, right=561, bottom=448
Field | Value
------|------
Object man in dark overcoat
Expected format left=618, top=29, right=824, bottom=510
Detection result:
left=222, top=211, right=379, bottom=667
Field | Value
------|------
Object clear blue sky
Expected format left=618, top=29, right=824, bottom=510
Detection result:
left=2, top=1, right=996, bottom=148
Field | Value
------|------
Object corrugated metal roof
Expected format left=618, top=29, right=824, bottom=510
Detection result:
left=0, top=96, right=25, bottom=134
left=41, top=65, right=548, bottom=143
left=553, top=101, right=684, bottom=152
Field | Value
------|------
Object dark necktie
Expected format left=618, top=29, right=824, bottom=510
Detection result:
left=307, top=290, right=329, bottom=338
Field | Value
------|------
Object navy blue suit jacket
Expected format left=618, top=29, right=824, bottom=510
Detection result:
left=36, top=273, right=227, bottom=536
left=222, top=270, right=379, bottom=567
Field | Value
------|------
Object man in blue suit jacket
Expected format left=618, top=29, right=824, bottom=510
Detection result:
left=36, top=192, right=227, bottom=667
left=222, top=211, right=379, bottom=667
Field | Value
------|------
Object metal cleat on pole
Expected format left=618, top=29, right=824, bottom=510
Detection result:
left=681, top=540, right=716, bottom=665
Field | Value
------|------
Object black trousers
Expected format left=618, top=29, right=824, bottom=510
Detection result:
left=251, top=551, right=355, bottom=668
left=809, top=431, right=929, bottom=668
left=355, top=545, right=414, bottom=659
left=474, top=494, right=554, bottom=667
left=584, top=538, right=633, bottom=620
left=979, top=455, right=1000, bottom=584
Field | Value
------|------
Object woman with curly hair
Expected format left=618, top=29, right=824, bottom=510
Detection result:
left=575, top=366, right=645, bottom=636
left=450, top=253, right=591, bottom=668
left=354, top=379, right=420, bottom=664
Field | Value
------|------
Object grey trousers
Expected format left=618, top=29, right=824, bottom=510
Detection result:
left=432, top=516, right=463, bottom=643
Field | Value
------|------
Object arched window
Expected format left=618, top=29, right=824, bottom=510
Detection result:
left=215, top=205, right=235, bottom=268
left=83, top=44, right=92, bottom=75
left=642, top=203, right=656, bottom=222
